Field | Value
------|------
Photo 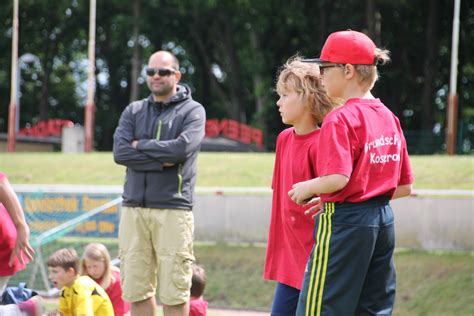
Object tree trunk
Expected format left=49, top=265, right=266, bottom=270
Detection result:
left=318, top=0, right=328, bottom=46
left=221, top=16, right=246, bottom=123
left=366, top=0, right=381, bottom=45
left=129, top=0, right=141, bottom=102
left=187, top=20, right=226, bottom=111
left=421, top=0, right=440, bottom=130
left=39, top=35, right=53, bottom=120
left=366, top=0, right=375, bottom=39
left=249, top=28, right=266, bottom=128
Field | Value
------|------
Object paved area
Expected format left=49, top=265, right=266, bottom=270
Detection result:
left=208, top=307, right=268, bottom=315
left=43, top=297, right=268, bottom=315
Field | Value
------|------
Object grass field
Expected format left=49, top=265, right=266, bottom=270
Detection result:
left=2, top=152, right=473, bottom=314
left=0, top=152, right=473, bottom=189
left=29, top=241, right=474, bottom=315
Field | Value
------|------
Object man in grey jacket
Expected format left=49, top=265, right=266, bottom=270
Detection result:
left=113, top=50, right=206, bottom=316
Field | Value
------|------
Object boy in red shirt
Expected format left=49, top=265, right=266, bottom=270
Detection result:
left=189, top=265, right=208, bottom=316
left=289, top=30, right=414, bottom=315
left=264, top=57, right=336, bottom=315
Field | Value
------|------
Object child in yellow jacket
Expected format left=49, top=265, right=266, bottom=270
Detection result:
left=47, top=248, right=114, bottom=316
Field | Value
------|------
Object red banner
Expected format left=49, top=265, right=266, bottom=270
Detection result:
left=18, top=118, right=264, bottom=149
left=205, top=119, right=263, bottom=149
left=19, top=119, right=74, bottom=137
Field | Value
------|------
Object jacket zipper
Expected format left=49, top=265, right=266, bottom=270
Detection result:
left=142, top=174, right=147, bottom=207
left=143, top=119, right=162, bottom=207
left=177, top=164, right=183, bottom=196
left=156, top=120, right=163, bottom=140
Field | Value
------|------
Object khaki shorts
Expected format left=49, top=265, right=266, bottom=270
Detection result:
left=118, top=207, right=194, bottom=305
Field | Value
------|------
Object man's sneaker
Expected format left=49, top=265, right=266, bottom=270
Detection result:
left=18, top=295, right=44, bottom=316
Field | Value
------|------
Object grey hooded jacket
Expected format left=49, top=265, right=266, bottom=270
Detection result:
left=113, top=84, right=206, bottom=210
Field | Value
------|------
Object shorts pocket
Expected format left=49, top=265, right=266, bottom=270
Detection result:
left=118, top=249, right=125, bottom=284
left=172, top=252, right=194, bottom=290
left=120, top=248, right=156, bottom=301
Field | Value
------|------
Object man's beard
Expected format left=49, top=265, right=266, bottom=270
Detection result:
left=148, top=81, right=173, bottom=97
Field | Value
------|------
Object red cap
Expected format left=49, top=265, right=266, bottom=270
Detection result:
left=304, top=30, right=376, bottom=65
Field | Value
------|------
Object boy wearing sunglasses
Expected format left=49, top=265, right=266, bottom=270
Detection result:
left=113, top=50, right=206, bottom=316
left=289, top=30, right=414, bottom=315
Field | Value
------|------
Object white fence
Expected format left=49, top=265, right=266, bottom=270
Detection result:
left=14, top=185, right=474, bottom=251
left=193, top=193, right=473, bottom=251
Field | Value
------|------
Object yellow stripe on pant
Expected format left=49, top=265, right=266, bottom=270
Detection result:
left=305, top=202, right=334, bottom=316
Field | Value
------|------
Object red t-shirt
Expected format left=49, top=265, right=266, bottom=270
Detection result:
left=94, top=269, right=130, bottom=316
left=264, top=128, right=319, bottom=289
left=0, top=172, right=27, bottom=276
left=317, top=98, right=414, bottom=202
left=189, top=297, right=208, bottom=316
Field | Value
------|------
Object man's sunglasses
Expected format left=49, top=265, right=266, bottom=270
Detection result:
left=145, top=67, right=176, bottom=77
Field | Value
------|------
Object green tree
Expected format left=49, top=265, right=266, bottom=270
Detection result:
left=0, top=0, right=472, bottom=153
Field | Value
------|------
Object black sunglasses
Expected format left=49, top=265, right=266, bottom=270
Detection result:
left=319, top=64, right=345, bottom=75
left=145, top=67, right=176, bottom=77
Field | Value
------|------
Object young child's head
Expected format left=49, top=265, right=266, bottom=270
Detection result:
left=80, top=243, right=114, bottom=289
left=47, top=248, right=79, bottom=289
left=307, top=30, right=390, bottom=98
left=190, top=264, right=206, bottom=299
left=276, top=56, right=335, bottom=126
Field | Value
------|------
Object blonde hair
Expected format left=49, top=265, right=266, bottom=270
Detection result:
left=80, top=243, right=115, bottom=289
left=276, top=56, right=337, bottom=124
left=47, top=248, right=80, bottom=273
left=354, top=48, right=391, bottom=90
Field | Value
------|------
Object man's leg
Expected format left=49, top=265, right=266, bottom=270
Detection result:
left=163, top=302, right=189, bottom=316
left=153, top=210, right=194, bottom=316
left=130, top=297, right=157, bottom=316
left=119, top=207, right=159, bottom=313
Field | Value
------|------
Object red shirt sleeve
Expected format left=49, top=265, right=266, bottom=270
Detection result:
left=317, top=121, right=353, bottom=178
left=271, top=133, right=283, bottom=190
left=106, top=270, right=130, bottom=315
left=398, top=142, right=414, bottom=185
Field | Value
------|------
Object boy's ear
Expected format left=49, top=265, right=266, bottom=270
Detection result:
left=344, top=64, right=356, bottom=79
left=67, top=267, right=77, bottom=275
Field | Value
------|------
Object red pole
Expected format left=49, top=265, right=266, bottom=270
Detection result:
left=7, top=0, right=19, bottom=152
left=84, top=103, right=95, bottom=152
left=84, top=0, right=96, bottom=152
left=7, top=101, right=16, bottom=152
left=446, top=0, right=461, bottom=155
left=446, top=93, right=458, bottom=155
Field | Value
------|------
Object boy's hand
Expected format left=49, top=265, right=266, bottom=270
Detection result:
left=288, top=180, right=314, bottom=205
left=9, top=221, right=35, bottom=266
left=304, top=197, right=324, bottom=219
